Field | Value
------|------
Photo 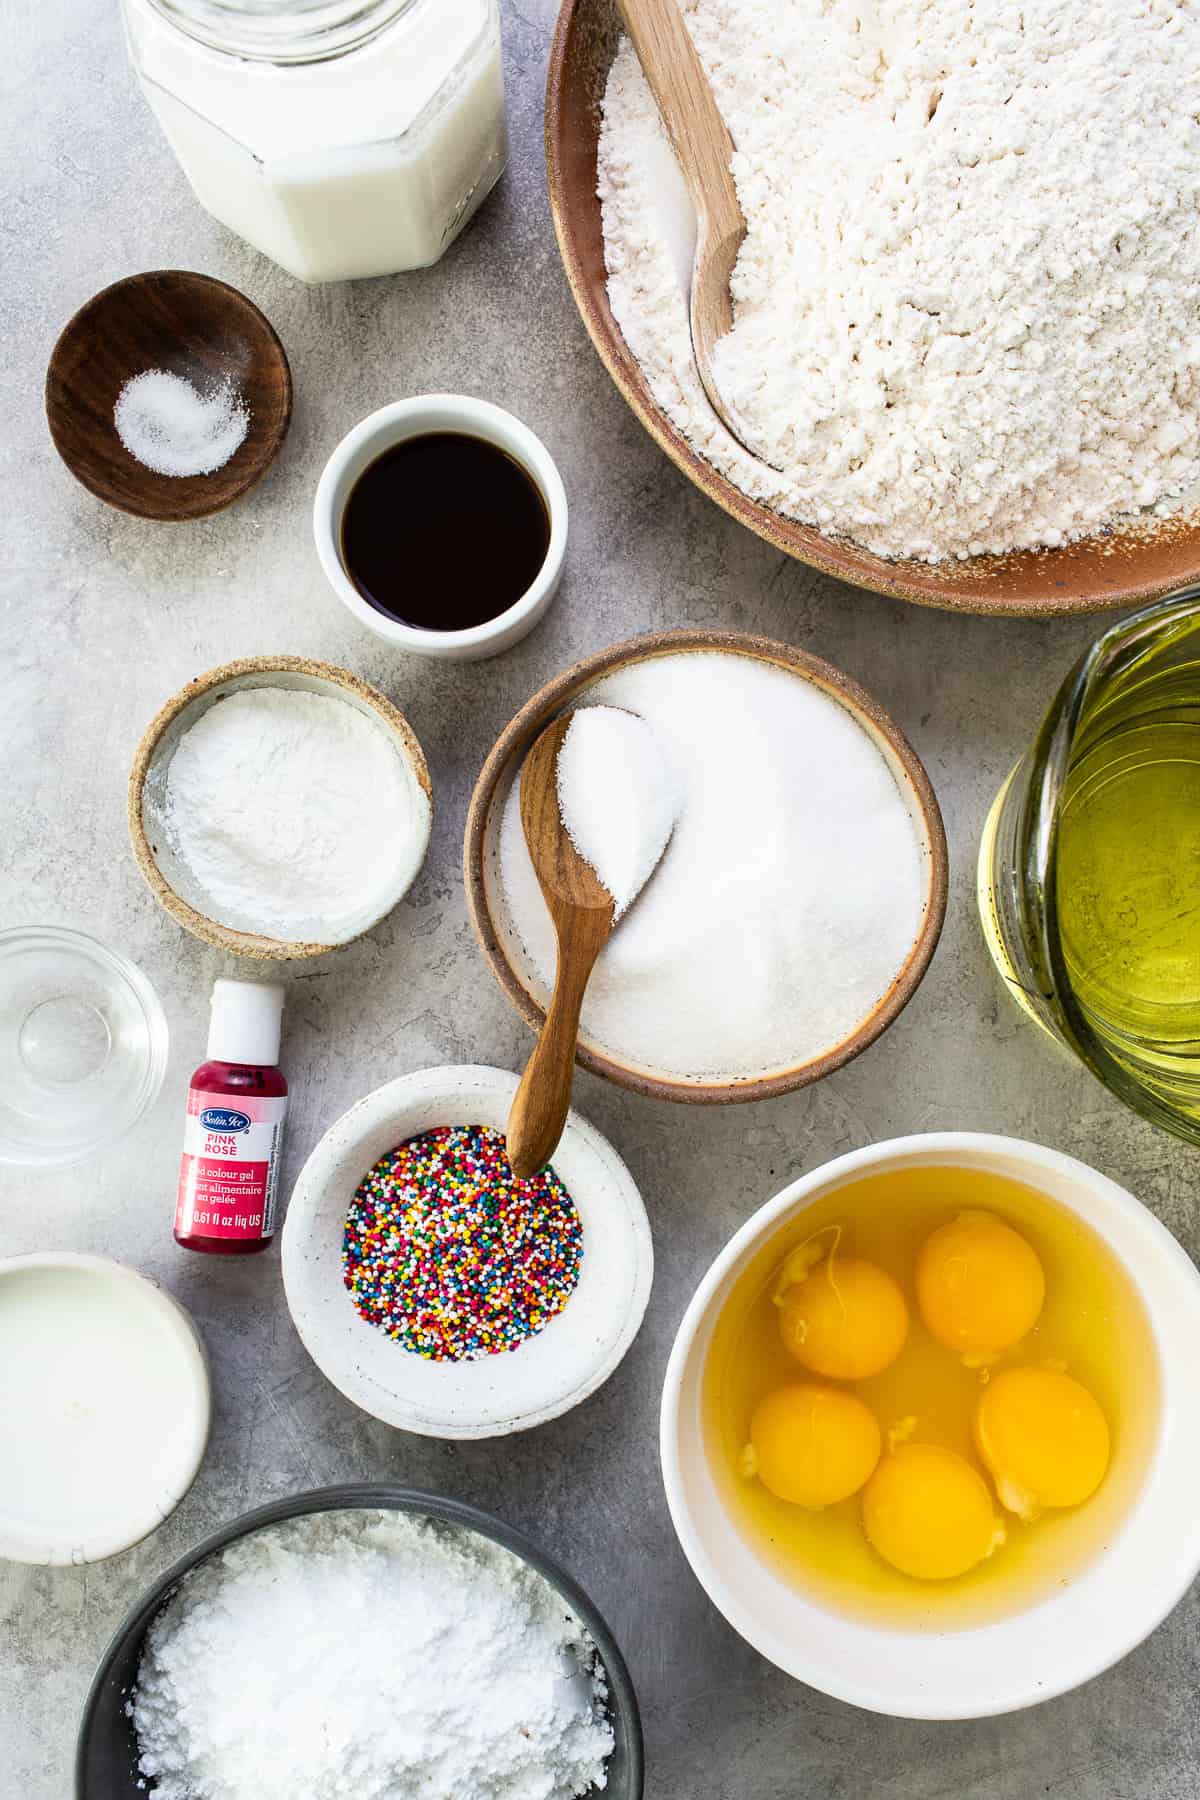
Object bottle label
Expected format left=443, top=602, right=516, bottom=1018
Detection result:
left=176, top=1088, right=288, bottom=1243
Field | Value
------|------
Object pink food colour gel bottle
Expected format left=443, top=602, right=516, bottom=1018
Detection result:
left=175, top=979, right=288, bottom=1256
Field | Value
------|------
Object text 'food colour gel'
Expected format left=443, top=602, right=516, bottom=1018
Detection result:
left=342, top=1125, right=583, bottom=1361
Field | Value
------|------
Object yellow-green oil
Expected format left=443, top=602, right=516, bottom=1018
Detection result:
left=976, top=770, right=1057, bottom=1039
left=1055, top=714, right=1200, bottom=1100
left=978, top=608, right=1200, bottom=1137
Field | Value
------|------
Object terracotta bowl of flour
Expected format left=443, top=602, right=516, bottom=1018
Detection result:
left=465, top=628, right=947, bottom=1105
left=546, top=0, right=1200, bottom=616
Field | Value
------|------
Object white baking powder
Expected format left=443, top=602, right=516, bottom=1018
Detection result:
left=557, top=705, right=680, bottom=918
left=131, top=1510, right=614, bottom=1800
left=114, top=369, right=249, bottom=478
left=162, top=687, right=427, bottom=942
left=598, top=0, right=1200, bottom=561
left=501, top=651, right=927, bottom=1080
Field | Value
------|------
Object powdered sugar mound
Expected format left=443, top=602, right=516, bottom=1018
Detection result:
left=115, top=369, right=249, bottom=477
left=557, top=705, right=680, bottom=918
left=598, top=0, right=1200, bottom=562
left=131, top=1510, right=615, bottom=1800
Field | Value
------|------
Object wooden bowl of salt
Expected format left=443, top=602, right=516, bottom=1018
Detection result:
left=45, top=270, right=291, bottom=521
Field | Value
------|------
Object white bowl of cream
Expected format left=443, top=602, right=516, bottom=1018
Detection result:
left=0, top=1253, right=210, bottom=1565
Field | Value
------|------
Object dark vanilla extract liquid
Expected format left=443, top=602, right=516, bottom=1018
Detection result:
left=340, top=432, right=551, bottom=631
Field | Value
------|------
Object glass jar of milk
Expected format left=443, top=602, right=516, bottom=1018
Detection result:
left=121, top=0, right=506, bottom=283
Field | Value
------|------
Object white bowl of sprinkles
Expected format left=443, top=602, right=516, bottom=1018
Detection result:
left=282, top=1065, right=653, bottom=1438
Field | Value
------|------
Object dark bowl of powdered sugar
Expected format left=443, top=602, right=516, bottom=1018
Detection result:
left=76, top=1484, right=643, bottom=1800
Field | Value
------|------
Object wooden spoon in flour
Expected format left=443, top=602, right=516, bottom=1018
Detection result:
left=614, top=0, right=763, bottom=455
left=505, top=714, right=616, bottom=1182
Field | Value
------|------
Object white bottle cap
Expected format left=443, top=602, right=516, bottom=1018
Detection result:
left=206, top=979, right=285, bottom=1067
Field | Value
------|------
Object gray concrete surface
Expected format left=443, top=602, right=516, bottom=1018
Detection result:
left=3, top=3, right=1199, bottom=1795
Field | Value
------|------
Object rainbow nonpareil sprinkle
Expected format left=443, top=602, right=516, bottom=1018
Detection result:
left=341, top=1124, right=583, bottom=1362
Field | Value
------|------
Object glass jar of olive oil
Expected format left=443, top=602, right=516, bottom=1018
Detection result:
left=978, top=590, right=1200, bottom=1145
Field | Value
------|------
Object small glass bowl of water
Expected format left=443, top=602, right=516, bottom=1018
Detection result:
left=0, top=927, right=169, bottom=1166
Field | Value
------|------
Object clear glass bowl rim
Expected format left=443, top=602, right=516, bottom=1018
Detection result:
left=0, top=925, right=170, bottom=1168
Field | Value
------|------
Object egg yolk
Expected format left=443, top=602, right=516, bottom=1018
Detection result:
left=745, top=1382, right=881, bottom=1509
left=974, top=1366, right=1110, bottom=1520
left=777, top=1254, right=909, bottom=1380
left=916, top=1212, right=1044, bottom=1363
left=862, top=1443, right=1003, bottom=1581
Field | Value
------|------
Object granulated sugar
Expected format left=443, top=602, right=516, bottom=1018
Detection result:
left=557, top=705, right=680, bottom=918
left=131, top=1510, right=614, bottom=1800
left=500, top=651, right=928, bottom=1080
left=598, top=0, right=1200, bottom=562
left=114, top=368, right=249, bottom=477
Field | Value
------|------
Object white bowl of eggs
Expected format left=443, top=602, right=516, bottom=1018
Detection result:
left=661, top=1133, right=1200, bottom=1719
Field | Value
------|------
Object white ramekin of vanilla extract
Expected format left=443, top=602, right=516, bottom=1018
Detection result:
left=313, top=395, right=568, bottom=662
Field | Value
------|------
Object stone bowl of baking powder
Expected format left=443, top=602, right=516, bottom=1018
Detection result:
left=546, top=0, right=1200, bottom=616
left=75, top=1484, right=644, bottom=1800
left=129, top=656, right=433, bottom=961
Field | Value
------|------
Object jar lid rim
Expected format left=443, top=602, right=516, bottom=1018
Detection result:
left=143, top=0, right=421, bottom=64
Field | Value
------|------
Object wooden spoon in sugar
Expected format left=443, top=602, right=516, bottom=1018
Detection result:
left=505, top=707, right=678, bottom=1181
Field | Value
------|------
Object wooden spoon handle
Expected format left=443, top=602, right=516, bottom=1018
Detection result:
left=613, top=0, right=742, bottom=246
left=506, top=929, right=605, bottom=1181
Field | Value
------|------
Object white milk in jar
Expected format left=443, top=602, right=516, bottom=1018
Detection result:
left=121, top=0, right=506, bottom=283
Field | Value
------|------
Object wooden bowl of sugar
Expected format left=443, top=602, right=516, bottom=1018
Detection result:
left=464, top=628, right=948, bottom=1105
left=46, top=270, right=291, bottom=521
left=129, top=657, right=432, bottom=962
left=546, top=0, right=1200, bottom=615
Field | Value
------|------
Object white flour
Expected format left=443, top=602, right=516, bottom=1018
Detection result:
left=598, top=0, right=1200, bottom=562
left=131, top=1510, right=614, bottom=1800
left=500, top=652, right=927, bottom=1080
left=162, top=687, right=427, bottom=942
